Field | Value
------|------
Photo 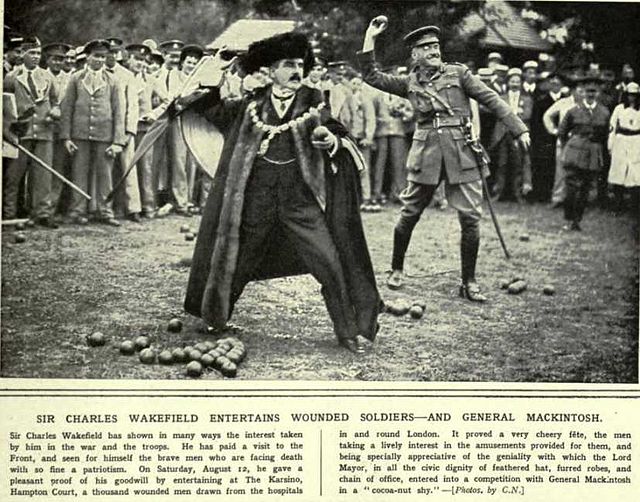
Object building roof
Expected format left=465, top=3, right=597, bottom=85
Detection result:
left=207, top=19, right=297, bottom=52
left=459, top=0, right=552, bottom=52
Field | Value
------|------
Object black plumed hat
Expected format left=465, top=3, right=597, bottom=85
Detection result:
left=241, top=32, right=312, bottom=76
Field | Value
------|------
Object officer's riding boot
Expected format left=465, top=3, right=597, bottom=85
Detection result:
left=388, top=227, right=412, bottom=290
left=458, top=214, right=486, bottom=302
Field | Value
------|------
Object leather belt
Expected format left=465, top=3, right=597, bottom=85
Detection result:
left=417, top=115, right=468, bottom=129
left=616, top=127, right=640, bottom=136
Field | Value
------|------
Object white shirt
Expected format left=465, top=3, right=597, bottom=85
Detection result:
left=508, top=91, right=520, bottom=114
left=270, top=91, right=295, bottom=119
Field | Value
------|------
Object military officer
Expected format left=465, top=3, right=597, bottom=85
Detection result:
left=558, top=74, right=610, bottom=231
left=127, top=43, right=166, bottom=218
left=358, top=18, right=529, bottom=301
left=43, top=43, right=72, bottom=218
left=63, top=48, right=76, bottom=74
left=3, top=36, right=61, bottom=226
left=60, top=39, right=126, bottom=226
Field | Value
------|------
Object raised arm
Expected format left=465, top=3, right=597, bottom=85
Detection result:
left=357, top=16, right=409, bottom=98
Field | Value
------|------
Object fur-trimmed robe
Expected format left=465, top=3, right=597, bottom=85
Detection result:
left=184, top=85, right=381, bottom=340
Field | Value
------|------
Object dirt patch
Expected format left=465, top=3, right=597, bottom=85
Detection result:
left=1, top=203, right=637, bottom=382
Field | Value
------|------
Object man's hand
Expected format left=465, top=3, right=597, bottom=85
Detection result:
left=367, top=16, right=389, bottom=38
left=64, top=139, right=78, bottom=155
left=518, top=132, right=531, bottom=151
left=360, top=138, right=373, bottom=148
left=105, top=144, right=123, bottom=158
left=312, top=133, right=337, bottom=151
left=362, top=15, right=388, bottom=52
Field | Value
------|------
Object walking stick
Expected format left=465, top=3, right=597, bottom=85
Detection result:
left=464, top=123, right=511, bottom=260
left=9, top=141, right=92, bottom=200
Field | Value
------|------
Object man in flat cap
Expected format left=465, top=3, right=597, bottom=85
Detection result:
left=60, top=39, right=126, bottom=226
left=182, top=32, right=380, bottom=354
left=3, top=36, right=62, bottom=227
left=359, top=18, right=529, bottom=301
left=489, top=68, right=533, bottom=202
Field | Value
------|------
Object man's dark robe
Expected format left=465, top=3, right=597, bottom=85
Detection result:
left=184, top=85, right=381, bottom=341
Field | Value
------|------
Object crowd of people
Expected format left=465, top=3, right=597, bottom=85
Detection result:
left=2, top=29, right=639, bottom=232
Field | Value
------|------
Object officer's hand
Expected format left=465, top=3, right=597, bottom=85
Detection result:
left=518, top=132, right=531, bottom=151
left=105, top=144, right=123, bottom=158
left=367, top=16, right=389, bottom=38
left=360, top=138, right=373, bottom=148
left=64, top=140, right=78, bottom=155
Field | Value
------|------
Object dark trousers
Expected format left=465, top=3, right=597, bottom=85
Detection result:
left=564, top=167, right=597, bottom=224
left=230, top=160, right=360, bottom=341
left=492, top=134, right=532, bottom=201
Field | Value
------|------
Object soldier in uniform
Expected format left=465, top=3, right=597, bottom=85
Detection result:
left=106, top=38, right=143, bottom=222
left=3, top=36, right=61, bottom=226
left=60, top=39, right=126, bottom=226
left=127, top=43, right=166, bottom=218
left=43, top=43, right=72, bottom=218
left=358, top=18, right=529, bottom=300
left=63, top=48, right=76, bottom=74
left=558, top=74, right=611, bottom=231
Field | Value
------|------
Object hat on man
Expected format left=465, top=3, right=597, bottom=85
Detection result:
left=581, top=71, right=603, bottom=86
left=241, top=32, right=312, bottom=76
left=126, top=43, right=151, bottom=58
left=180, top=44, right=204, bottom=63
left=142, top=39, right=158, bottom=51
left=65, top=48, right=77, bottom=59
left=6, top=34, right=24, bottom=50
left=159, top=40, right=185, bottom=53
left=148, top=50, right=164, bottom=65
left=538, top=52, right=550, bottom=62
left=312, top=56, right=326, bottom=69
left=43, top=43, right=71, bottom=58
left=21, top=36, right=41, bottom=51
left=403, top=26, right=441, bottom=48
left=523, top=60, right=538, bottom=71
left=328, top=60, right=348, bottom=72
left=625, top=82, right=640, bottom=94
left=507, top=67, right=522, bottom=79
left=495, top=63, right=509, bottom=74
left=477, top=67, right=494, bottom=80
left=84, top=39, right=110, bottom=55
left=488, top=51, right=503, bottom=62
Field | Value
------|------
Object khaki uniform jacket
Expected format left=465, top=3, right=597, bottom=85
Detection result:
left=559, top=102, right=610, bottom=172
left=3, top=66, right=60, bottom=141
left=110, top=64, right=139, bottom=136
left=358, top=51, right=527, bottom=185
left=60, top=68, right=126, bottom=145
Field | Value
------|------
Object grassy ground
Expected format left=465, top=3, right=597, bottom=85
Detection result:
left=1, top=201, right=637, bottom=382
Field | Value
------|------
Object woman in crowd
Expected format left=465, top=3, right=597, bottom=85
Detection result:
left=608, top=82, right=640, bottom=214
